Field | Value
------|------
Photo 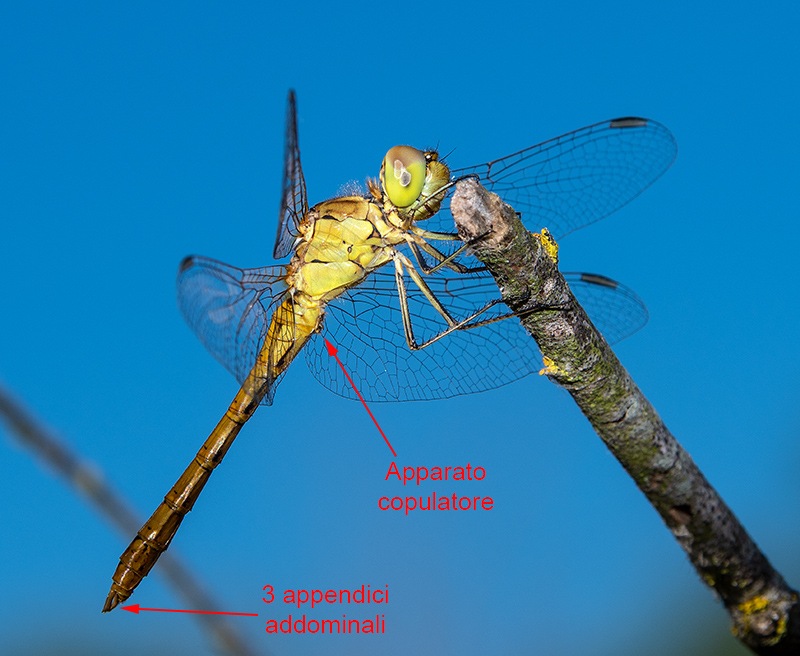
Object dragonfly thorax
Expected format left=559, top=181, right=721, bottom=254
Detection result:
left=286, top=196, right=401, bottom=302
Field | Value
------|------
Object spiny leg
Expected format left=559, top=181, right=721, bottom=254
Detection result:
left=393, top=233, right=577, bottom=351
left=393, top=252, right=515, bottom=350
left=407, top=226, right=487, bottom=275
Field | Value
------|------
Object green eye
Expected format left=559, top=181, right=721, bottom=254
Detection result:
left=383, top=145, right=426, bottom=207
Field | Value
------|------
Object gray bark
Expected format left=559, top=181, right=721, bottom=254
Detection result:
left=450, top=178, right=800, bottom=655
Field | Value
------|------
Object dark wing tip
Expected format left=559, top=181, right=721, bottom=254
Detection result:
left=609, top=117, right=649, bottom=129
left=578, top=272, right=618, bottom=289
left=178, top=255, right=198, bottom=274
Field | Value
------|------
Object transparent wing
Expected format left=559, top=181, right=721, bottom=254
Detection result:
left=564, top=272, right=648, bottom=343
left=425, top=117, right=676, bottom=239
left=177, top=256, right=289, bottom=404
left=305, top=263, right=647, bottom=402
left=273, top=90, right=308, bottom=260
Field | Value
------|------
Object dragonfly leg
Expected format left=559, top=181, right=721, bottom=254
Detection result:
left=394, top=255, right=454, bottom=349
left=394, top=248, right=580, bottom=351
left=393, top=252, right=517, bottom=350
left=410, top=239, right=480, bottom=275
left=407, top=227, right=486, bottom=275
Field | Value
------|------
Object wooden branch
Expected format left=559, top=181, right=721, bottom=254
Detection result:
left=450, top=178, right=800, bottom=655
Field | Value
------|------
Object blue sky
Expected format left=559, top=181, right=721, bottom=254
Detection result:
left=2, top=2, right=800, bottom=655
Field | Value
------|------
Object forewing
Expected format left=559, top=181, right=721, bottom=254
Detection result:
left=273, top=90, right=308, bottom=260
left=428, top=117, right=676, bottom=238
left=177, top=256, right=289, bottom=400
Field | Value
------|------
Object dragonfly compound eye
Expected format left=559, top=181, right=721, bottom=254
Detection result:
left=383, top=145, right=426, bottom=207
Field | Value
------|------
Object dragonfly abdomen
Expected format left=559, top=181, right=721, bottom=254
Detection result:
left=103, top=384, right=261, bottom=612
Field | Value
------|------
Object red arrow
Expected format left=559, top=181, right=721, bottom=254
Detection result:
left=325, top=338, right=397, bottom=457
left=122, top=603, right=258, bottom=617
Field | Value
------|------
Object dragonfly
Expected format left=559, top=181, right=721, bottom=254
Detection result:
left=102, top=90, right=676, bottom=611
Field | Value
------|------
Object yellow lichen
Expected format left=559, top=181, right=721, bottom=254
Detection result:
left=536, top=228, right=559, bottom=264
left=738, top=595, right=769, bottom=614
left=772, top=614, right=788, bottom=645
left=733, top=595, right=788, bottom=646
left=539, top=356, right=563, bottom=377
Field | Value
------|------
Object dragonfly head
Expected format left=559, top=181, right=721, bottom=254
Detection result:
left=380, top=145, right=451, bottom=224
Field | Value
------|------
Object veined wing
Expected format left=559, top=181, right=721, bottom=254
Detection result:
left=273, top=90, right=308, bottom=260
left=429, top=117, right=676, bottom=239
left=304, top=264, right=647, bottom=402
left=177, top=256, right=289, bottom=404
left=563, top=272, right=648, bottom=343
